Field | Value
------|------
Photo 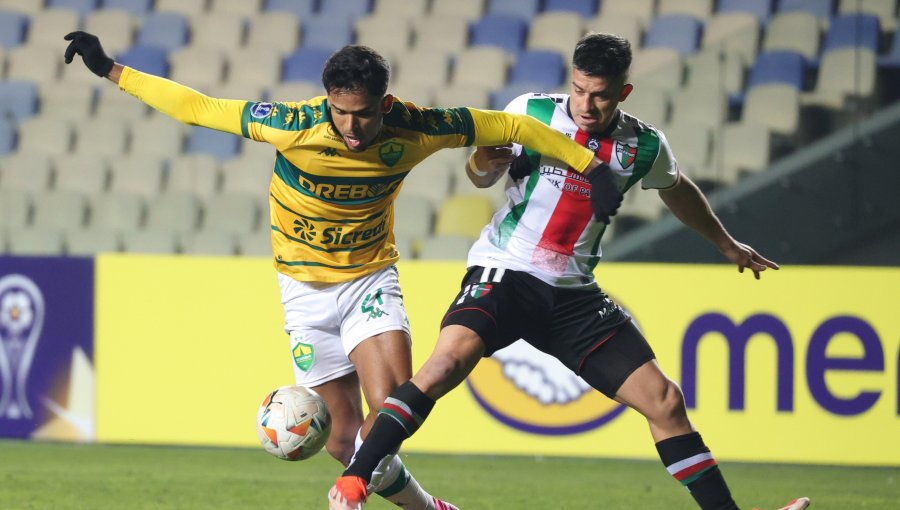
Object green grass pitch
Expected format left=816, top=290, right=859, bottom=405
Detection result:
left=0, top=440, right=897, bottom=509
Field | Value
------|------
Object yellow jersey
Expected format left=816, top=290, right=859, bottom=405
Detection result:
left=118, top=67, right=594, bottom=282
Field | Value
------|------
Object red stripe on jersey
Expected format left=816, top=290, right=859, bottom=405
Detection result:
left=598, top=135, right=613, bottom=164
left=531, top=129, right=596, bottom=272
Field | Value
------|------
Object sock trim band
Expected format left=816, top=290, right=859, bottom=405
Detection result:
left=666, top=452, right=717, bottom=484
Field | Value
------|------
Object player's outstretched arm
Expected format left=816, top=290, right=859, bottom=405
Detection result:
left=63, top=31, right=246, bottom=136
left=659, top=173, right=779, bottom=279
left=465, top=145, right=515, bottom=188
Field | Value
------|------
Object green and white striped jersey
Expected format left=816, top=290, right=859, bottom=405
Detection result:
left=467, top=93, right=679, bottom=288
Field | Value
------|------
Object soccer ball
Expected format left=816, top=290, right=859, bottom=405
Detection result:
left=256, top=385, right=331, bottom=461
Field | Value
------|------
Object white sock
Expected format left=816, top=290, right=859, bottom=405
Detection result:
left=353, top=430, right=435, bottom=510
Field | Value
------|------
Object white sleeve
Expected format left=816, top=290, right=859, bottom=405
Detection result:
left=641, top=129, right=680, bottom=190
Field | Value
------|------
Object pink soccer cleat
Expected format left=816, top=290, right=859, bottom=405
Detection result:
left=433, top=496, right=460, bottom=510
left=754, top=497, right=810, bottom=510
left=328, top=476, right=368, bottom=510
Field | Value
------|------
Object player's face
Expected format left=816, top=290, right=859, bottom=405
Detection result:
left=327, top=89, right=393, bottom=152
left=568, top=68, right=633, bottom=134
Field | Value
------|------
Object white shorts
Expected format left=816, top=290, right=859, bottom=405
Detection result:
left=277, top=265, right=411, bottom=387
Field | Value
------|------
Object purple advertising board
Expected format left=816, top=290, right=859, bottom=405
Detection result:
left=0, top=256, right=94, bottom=440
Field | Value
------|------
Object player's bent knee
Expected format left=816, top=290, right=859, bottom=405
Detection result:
left=326, top=436, right=355, bottom=466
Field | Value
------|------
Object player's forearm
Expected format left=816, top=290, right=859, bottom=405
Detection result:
left=659, top=175, right=735, bottom=252
left=465, top=151, right=506, bottom=188
left=116, top=66, right=246, bottom=136
left=468, top=109, right=595, bottom=173
left=105, top=62, right=123, bottom=84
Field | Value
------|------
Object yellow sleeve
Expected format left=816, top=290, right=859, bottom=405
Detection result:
left=467, top=108, right=595, bottom=173
left=117, top=66, right=247, bottom=136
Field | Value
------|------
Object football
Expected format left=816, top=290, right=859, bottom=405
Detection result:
left=256, top=385, right=331, bottom=461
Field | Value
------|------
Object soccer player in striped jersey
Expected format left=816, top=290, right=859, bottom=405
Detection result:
left=63, top=32, right=621, bottom=510
left=333, top=33, right=809, bottom=510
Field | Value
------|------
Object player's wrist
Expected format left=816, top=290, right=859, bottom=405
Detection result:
left=467, top=151, right=489, bottom=177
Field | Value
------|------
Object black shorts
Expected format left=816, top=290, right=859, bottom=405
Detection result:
left=441, top=266, right=655, bottom=398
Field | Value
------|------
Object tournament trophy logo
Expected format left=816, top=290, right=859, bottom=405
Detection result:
left=0, top=274, right=45, bottom=420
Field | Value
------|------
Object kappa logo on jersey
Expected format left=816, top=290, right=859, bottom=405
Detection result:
left=292, top=336, right=315, bottom=372
left=250, top=102, right=274, bottom=119
left=361, top=288, right=389, bottom=320
left=378, top=142, right=404, bottom=167
left=318, top=147, right=339, bottom=157
left=616, top=141, right=637, bottom=169
left=587, top=137, right=600, bottom=152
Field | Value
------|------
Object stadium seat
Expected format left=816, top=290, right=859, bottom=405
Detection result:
left=31, top=190, right=88, bottom=230
left=0, top=119, right=13, bottom=156
left=392, top=49, right=450, bottom=91
left=630, top=48, right=684, bottom=92
left=355, top=15, right=412, bottom=58
left=701, top=12, right=760, bottom=65
left=470, top=14, right=528, bottom=55
left=663, top=121, right=714, bottom=184
left=54, top=154, right=110, bottom=193
left=99, top=0, right=153, bottom=17
left=0, top=0, right=46, bottom=15
left=120, top=229, right=180, bottom=254
left=430, top=0, right=484, bottom=20
left=6, top=46, right=60, bottom=82
left=763, top=11, right=821, bottom=60
left=181, top=230, right=238, bottom=256
left=263, top=0, right=316, bottom=18
left=245, top=11, right=301, bottom=56
left=485, top=0, right=539, bottom=22
left=433, top=84, right=491, bottom=109
left=617, top=187, right=663, bottom=223
left=128, top=112, right=185, bottom=156
left=643, top=15, right=704, bottom=56
left=6, top=228, right=65, bottom=256
left=202, top=192, right=261, bottom=235
left=393, top=194, right=434, bottom=239
left=399, top=156, right=455, bottom=204
left=26, top=8, right=81, bottom=48
left=208, top=0, right=262, bottom=17
left=117, top=44, right=169, bottom=77
left=585, top=14, right=642, bottom=49
left=154, top=0, right=206, bottom=19
left=452, top=46, right=510, bottom=89
left=527, top=12, right=584, bottom=63
left=508, top=50, right=565, bottom=89
left=0, top=153, right=52, bottom=192
left=66, top=227, right=122, bottom=256
left=670, top=87, right=727, bottom=129
left=282, top=47, right=333, bottom=83
left=718, top=121, right=772, bottom=180
left=17, top=117, right=74, bottom=156
left=88, top=192, right=146, bottom=230
left=0, top=189, right=32, bottom=229
left=191, top=12, right=246, bottom=51
left=108, top=155, right=165, bottom=196
left=742, top=84, right=801, bottom=135
left=372, top=0, right=427, bottom=21
left=657, top=0, right=714, bottom=19
left=0, top=9, right=28, bottom=48
left=166, top=155, right=221, bottom=198
left=412, top=15, right=469, bottom=55
left=597, top=0, right=656, bottom=28
left=804, top=47, right=877, bottom=108
left=543, top=0, right=597, bottom=17
left=717, top=0, right=773, bottom=23
left=490, top=84, right=535, bottom=109
left=838, top=0, right=897, bottom=31
left=621, top=86, right=670, bottom=126
left=72, top=118, right=130, bottom=157
left=220, top=155, right=273, bottom=195
left=453, top=176, right=508, bottom=210
left=300, top=14, right=355, bottom=52
left=0, top=81, right=37, bottom=122
left=417, top=234, right=473, bottom=260
left=186, top=126, right=242, bottom=161
left=435, top=194, right=494, bottom=239
left=685, top=50, right=746, bottom=99
left=318, top=0, right=371, bottom=18
left=84, top=9, right=135, bottom=56
left=169, top=47, right=227, bottom=87
left=145, top=192, right=202, bottom=233
left=268, top=81, right=325, bottom=103
left=823, top=13, right=880, bottom=52
left=776, top=0, right=836, bottom=21
left=878, top=28, right=900, bottom=68
left=237, top=229, right=271, bottom=257
left=747, top=51, right=808, bottom=89
left=135, top=12, right=190, bottom=52
left=225, top=49, right=282, bottom=92
left=46, top=0, right=97, bottom=19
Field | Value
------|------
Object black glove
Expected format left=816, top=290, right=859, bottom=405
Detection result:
left=587, top=163, right=623, bottom=224
left=64, top=31, right=114, bottom=78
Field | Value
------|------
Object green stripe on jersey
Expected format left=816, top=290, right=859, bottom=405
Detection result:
left=272, top=154, right=408, bottom=205
left=493, top=97, right=555, bottom=249
left=622, top=125, right=660, bottom=192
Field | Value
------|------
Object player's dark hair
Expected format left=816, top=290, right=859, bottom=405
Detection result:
left=572, top=32, right=632, bottom=80
left=322, top=45, right=391, bottom=98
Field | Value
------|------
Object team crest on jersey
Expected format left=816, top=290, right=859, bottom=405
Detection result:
left=615, top=141, right=637, bottom=168
left=469, top=283, right=493, bottom=298
left=291, top=335, right=314, bottom=372
left=250, top=102, right=274, bottom=119
left=378, top=142, right=404, bottom=167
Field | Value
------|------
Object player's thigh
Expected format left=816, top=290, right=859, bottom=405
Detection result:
left=412, top=324, right=486, bottom=400
left=349, top=329, right=413, bottom=411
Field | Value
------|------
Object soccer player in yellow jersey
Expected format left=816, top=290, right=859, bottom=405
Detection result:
left=63, top=31, right=621, bottom=510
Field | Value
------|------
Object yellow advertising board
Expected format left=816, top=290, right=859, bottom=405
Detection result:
left=95, top=255, right=900, bottom=466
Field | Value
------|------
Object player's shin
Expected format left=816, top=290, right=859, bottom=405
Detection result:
left=343, top=381, right=435, bottom=482
left=656, top=432, right=739, bottom=510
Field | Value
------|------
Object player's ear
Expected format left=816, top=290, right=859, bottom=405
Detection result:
left=381, top=94, right=394, bottom=113
left=619, top=83, right=634, bottom=102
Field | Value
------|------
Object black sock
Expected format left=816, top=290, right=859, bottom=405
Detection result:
left=656, top=432, right=739, bottom=510
left=343, top=381, right=434, bottom=483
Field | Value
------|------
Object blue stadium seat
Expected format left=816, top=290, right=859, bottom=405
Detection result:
left=301, top=15, right=354, bottom=52
left=186, top=127, right=241, bottom=160
left=486, top=0, right=540, bottom=22
left=136, top=12, right=190, bottom=52
left=776, top=0, right=835, bottom=19
left=543, top=0, right=598, bottom=17
left=470, top=14, right=528, bottom=55
left=47, top=0, right=98, bottom=19
left=490, top=84, right=536, bottom=110
left=0, top=81, right=38, bottom=122
left=282, top=47, right=332, bottom=83
left=318, top=0, right=370, bottom=19
left=0, top=118, right=15, bottom=156
left=747, top=50, right=807, bottom=89
left=878, top=30, right=900, bottom=68
left=100, top=0, right=153, bottom=17
left=717, top=0, right=773, bottom=23
left=263, top=0, right=317, bottom=17
left=508, top=50, right=565, bottom=89
left=643, top=15, right=703, bottom=56
left=117, top=45, right=169, bottom=76
left=823, top=13, right=880, bottom=52
left=0, top=10, right=28, bottom=49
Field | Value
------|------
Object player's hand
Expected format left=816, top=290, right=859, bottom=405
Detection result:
left=722, top=241, right=779, bottom=280
left=471, top=145, right=516, bottom=174
left=586, top=160, right=623, bottom=224
left=63, top=31, right=114, bottom=78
